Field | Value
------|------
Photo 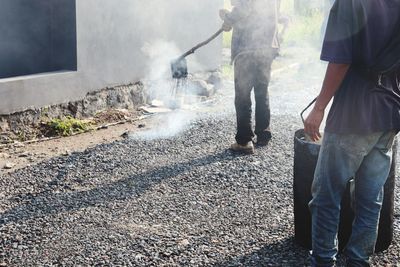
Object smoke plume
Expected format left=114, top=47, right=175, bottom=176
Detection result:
left=129, top=110, right=196, bottom=140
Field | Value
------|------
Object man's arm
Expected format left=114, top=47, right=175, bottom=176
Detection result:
left=304, top=63, right=350, bottom=141
left=220, top=1, right=252, bottom=31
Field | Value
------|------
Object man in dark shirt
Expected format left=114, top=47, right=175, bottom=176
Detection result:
left=304, top=0, right=400, bottom=266
left=220, top=0, right=280, bottom=154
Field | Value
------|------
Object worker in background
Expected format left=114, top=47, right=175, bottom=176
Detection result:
left=304, top=0, right=400, bottom=266
left=220, top=0, right=280, bottom=154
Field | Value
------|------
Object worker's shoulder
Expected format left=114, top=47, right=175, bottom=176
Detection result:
left=333, top=0, right=368, bottom=11
left=351, top=0, right=400, bottom=11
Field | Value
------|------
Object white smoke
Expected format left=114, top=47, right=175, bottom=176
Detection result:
left=141, top=40, right=181, bottom=102
left=129, top=110, right=196, bottom=140
left=137, top=40, right=205, bottom=141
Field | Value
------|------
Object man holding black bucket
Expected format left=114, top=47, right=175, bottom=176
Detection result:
left=219, top=0, right=280, bottom=154
left=304, top=0, right=400, bottom=266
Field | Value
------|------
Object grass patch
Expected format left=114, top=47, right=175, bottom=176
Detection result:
left=44, top=116, right=92, bottom=137
left=283, top=12, right=324, bottom=47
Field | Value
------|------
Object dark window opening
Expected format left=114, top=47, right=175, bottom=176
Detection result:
left=0, top=0, right=77, bottom=79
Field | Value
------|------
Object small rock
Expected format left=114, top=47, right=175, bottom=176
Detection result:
left=188, top=79, right=213, bottom=97
left=18, top=152, right=30, bottom=158
left=3, top=162, right=15, bottom=169
left=62, top=150, right=71, bottom=156
left=135, top=254, right=145, bottom=261
left=13, top=142, right=25, bottom=148
left=121, top=132, right=131, bottom=138
left=48, top=180, right=59, bottom=186
left=138, top=124, right=146, bottom=129
left=151, top=100, right=164, bottom=107
left=207, top=72, right=223, bottom=90
left=179, top=239, right=190, bottom=246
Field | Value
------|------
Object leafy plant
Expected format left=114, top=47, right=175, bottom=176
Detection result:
left=46, top=116, right=92, bottom=137
left=13, top=130, right=27, bottom=142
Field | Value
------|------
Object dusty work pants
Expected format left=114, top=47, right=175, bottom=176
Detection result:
left=234, top=52, right=274, bottom=145
left=309, top=131, right=397, bottom=267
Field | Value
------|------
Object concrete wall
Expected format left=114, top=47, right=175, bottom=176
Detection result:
left=0, top=0, right=223, bottom=115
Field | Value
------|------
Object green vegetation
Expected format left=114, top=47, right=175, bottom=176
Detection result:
left=223, top=31, right=232, bottom=49
left=222, top=63, right=234, bottom=79
left=46, top=116, right=92, bottom=137
left=283, top=11, right=324, bottom=47
left=222, top=0, right=232, bottom=48
left=279, top=1, right=326, bottom=47
left=16, top=131, right=27, bottom=142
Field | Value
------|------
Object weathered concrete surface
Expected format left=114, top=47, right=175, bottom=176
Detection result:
left=0, top=0, right=223, bottom=115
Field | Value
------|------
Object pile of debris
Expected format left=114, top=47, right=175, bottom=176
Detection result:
left=141, top=71, right=223, bottom=113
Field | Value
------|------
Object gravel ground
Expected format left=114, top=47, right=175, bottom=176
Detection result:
left=1, top=57, right=399, bottom=266
left=0, top=111, right=399, bottom=266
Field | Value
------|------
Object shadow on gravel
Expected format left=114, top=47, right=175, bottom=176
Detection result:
left=0, top=149, right=244, bottom=226
left=212, top=237, right=311, bottom=267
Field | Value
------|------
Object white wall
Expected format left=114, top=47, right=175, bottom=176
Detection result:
left=0, top=0, right=223, bottom=114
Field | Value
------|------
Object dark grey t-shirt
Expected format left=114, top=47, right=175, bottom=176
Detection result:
left=226, top=0, right=279, bottom=61
left=321, top=0, right=400, bottom=134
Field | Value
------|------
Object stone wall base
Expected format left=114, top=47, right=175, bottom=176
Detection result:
left=0, top=82, right=145, bottom=143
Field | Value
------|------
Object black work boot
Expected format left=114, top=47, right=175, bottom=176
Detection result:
left=256, top=131, right=272, bottom=147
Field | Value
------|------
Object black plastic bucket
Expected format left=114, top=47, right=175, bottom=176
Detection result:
left=293, top=129, right=396, bottom=253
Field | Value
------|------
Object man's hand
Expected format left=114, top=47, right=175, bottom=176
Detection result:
left=219, top=9, right=232, bottom=31
left=303, top=63, right=350, bottom=142
left=222, top=21, right=233, bottom=32
left=304, top=107, right=324, bottom=142
left=219, top=9, right=230, bottom=20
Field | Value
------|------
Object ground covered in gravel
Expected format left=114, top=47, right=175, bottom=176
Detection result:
left=1, top=52, right=400, bottom=266
left=0, top=110, right=399, bottom=266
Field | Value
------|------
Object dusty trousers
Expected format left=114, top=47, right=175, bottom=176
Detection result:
left=234, top=52, right=274, bottom=145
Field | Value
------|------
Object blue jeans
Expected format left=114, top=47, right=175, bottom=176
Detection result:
left=309, top=131, right=397, bottom=267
